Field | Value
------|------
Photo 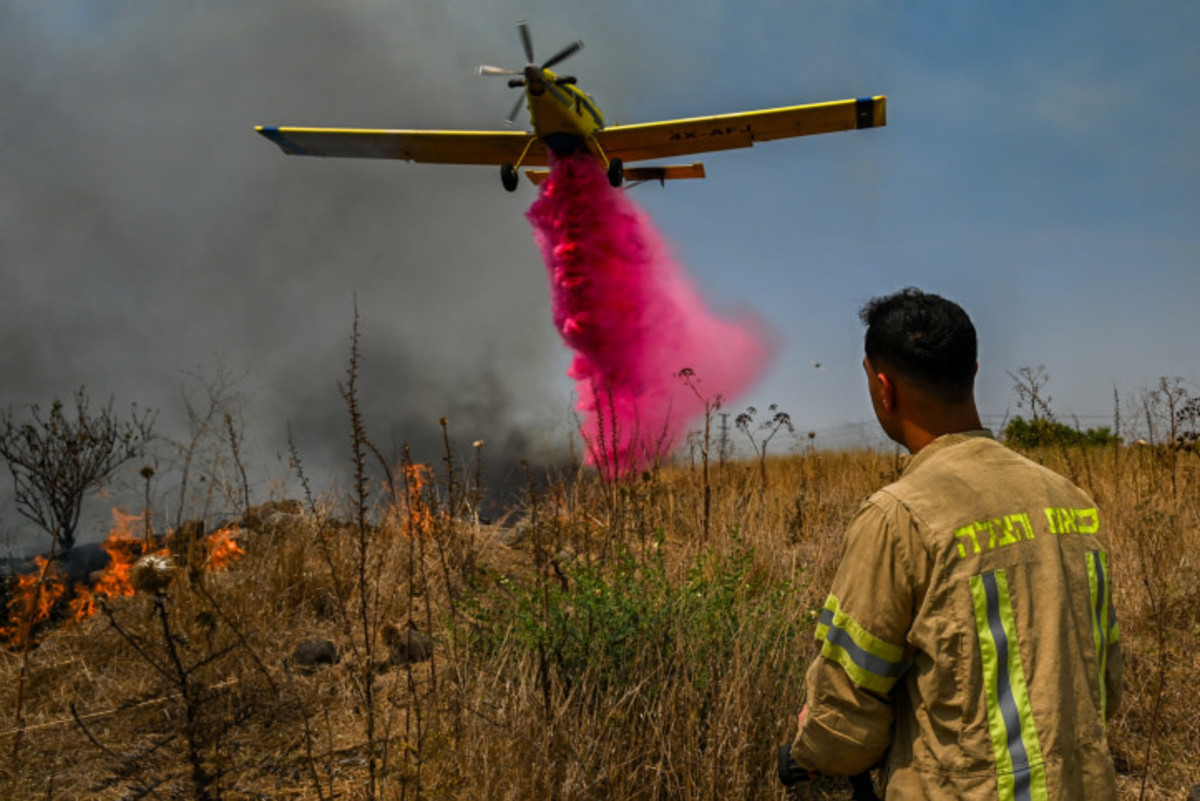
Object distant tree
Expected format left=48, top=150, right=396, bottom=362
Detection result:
left=0, top=388, right=155, bottom=554
left=1082, top=426, right=1121, bottom=447
left=1008, top=365, right=1053, bottom=421
left=1177, top=395, right=1200, bottom=451
left=1002, top=416, right=1120, bottom=449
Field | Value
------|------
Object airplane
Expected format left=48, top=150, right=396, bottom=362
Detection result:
left=256, top=21, right=886, bottom=191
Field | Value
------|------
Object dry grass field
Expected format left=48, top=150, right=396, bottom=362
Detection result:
left=1, top=433, right=1197, bottom=800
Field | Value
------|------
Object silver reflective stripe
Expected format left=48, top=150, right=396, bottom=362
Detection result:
left=981, top=573, right=1034, bottom=801
left=818, top=606, right=905, bottom=680
left=970, top=570, right=1048, bottom=801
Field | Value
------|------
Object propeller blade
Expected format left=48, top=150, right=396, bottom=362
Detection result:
left=518, top=20, right=535, bottom=63
left=477, top=65, right=520, bottom=76
left=541, top=40, right=582, bottom=70
left=505, top=93, right=525, bottom=126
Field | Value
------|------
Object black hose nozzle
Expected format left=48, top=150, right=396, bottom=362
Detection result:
left=777, top=743, right=811, bottom=786
left=776, top=743, right=881, bottom=801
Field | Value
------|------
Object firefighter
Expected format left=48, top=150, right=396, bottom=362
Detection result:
left=789, top=288, right=1123, bottom=800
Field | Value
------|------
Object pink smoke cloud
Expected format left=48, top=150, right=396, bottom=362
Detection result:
left=526, top=154, right=774, bottom=477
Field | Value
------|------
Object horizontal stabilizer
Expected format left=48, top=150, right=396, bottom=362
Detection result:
left=624, top=163, right=706, bottom=184
left=524, top=162, right=706, bottom=186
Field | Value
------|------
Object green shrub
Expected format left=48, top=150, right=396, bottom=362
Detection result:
left=459, top=541, right=806, bottom=704
left=1003, top=415, right=1121, bottom=448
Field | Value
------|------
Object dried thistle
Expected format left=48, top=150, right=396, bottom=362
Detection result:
left=131, top=554, right=177, bottom=594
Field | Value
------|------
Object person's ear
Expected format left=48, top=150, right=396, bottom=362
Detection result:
left=876, top=371, right=897, bottom=412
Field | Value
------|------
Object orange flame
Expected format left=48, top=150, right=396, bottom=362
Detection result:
left=69, top=509, right=164, bottom=622
left=204, top=524, right=244, bottom=570
left=0, top=556, right=68, bottom=646
left=111, top=506, right=144, bottom=540
left=403, top=463, right=435, bottom=537
left=2, top=508, right=249, bottom=645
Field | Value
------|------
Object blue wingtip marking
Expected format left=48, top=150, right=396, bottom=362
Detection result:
left=854, top=97, right=877, bottom=129
left=257, top=126, right=309, bottom=156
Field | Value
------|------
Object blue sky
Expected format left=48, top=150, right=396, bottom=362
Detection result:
left=1, top=1, right=1197, bottom=546
left=616, top=2, right=1199, bottom=440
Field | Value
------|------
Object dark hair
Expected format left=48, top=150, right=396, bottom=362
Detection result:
left=859, top=287, right=976, bottom=402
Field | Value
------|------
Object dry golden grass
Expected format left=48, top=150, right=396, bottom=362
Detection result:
left=1, top=442, right=1196, bottom=800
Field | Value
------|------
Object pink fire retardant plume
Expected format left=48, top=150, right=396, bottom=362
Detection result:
left=527, top=154, right=773, bottom=478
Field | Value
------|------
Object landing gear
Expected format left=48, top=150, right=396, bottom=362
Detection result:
left=501, top=163, right=519, bottom=192
left=607, top=157, right=624, bottom=188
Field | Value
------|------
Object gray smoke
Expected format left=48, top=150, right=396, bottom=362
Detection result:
left=0, top=4, right=605, bottom=553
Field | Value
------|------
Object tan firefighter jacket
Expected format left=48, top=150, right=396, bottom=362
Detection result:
left=791, top=431, right=1123, bottom=800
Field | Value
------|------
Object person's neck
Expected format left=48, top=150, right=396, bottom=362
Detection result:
left=898, top=405, right=983, bottom=454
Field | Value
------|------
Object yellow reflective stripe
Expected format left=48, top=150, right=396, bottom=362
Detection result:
left=970, top=571, right=1048, bottom=801
left=816, top=594, right=905, bottom=694
left=1086, top=549, right=1117, bottom=719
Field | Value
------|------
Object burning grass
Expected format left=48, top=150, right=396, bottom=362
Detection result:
left=1, top=509, right=243, bottom=650
left=1, top=444, right=1197, bottom=800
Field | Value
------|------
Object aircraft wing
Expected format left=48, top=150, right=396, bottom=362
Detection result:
left=255, top=126, right=551, bottom=166
left=593, top=96, right=886, bottom=164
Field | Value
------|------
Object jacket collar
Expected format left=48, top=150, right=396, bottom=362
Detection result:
left=900, top=429, right=995, bottom=478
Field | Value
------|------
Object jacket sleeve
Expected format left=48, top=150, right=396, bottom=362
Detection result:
left=791, top=495, right=920, bottom=776
left=1105, top=638, right=1123, bottom=720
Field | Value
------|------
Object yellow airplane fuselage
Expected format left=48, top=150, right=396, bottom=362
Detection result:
left=524, top=68, right=607, bottom=158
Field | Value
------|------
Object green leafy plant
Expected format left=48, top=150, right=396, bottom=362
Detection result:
left=459, top=540, right=805, bottom=711
left=1003, top=416, right=1121, bottom=448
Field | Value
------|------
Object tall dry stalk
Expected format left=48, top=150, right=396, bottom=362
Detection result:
left=678, top=368, right=720, bottom=543
left=337, top=301, right=383, bottom=801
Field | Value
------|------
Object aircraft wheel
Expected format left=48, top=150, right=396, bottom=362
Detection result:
left=501, top=164, right=519, bottom=192
left=607, top=158, right=624, bottom=188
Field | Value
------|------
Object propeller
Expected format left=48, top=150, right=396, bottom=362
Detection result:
left=541, top=39, right=582, bottom=71
left=506, top=94, right=525, bottom=126
left=520, top=19, right=535, bottom=63
left=477, top=65, right=520, bottom=77
left=476, top=20, right=584, bottom=125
